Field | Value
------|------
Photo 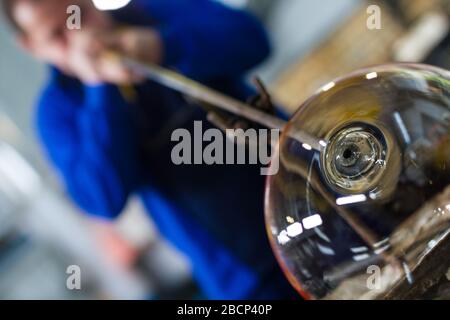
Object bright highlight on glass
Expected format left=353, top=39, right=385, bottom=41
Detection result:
left=336, top=194, right=367, bottom=206
left=322, top=81, right=336, bottom=92
left=365, top=71, right=378, bottom=80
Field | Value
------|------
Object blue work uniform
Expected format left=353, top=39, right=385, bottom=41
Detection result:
left=35, top=0, right=297, bottom=299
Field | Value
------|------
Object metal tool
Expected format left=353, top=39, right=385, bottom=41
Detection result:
left=113, top=54, right=323, bottom=151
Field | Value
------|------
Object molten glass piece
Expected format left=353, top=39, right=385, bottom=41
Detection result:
left=265, top=64, right=450, bottom=299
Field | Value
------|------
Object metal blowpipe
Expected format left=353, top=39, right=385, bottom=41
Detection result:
left=115, top=54, right=323, bottom=151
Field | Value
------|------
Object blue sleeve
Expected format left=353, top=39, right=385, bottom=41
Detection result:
left=36, top=78, right=141, bottom=219
left=139, top=0, right=271, bottom=81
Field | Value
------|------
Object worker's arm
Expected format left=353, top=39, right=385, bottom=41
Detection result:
left=36, top=74, right=141, bottom=219
left=139, top=0, right=271, bottom=81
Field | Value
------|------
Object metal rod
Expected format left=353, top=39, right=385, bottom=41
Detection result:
left=118, top=55, right=322, bottom=151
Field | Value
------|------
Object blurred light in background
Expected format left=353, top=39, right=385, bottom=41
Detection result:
left=92, top=0, right=132, bottom=11
left=216, top=0, right=249, bottom=9
left=0, top=142, right=41, bottom=197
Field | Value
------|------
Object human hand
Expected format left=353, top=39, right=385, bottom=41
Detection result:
left=66, top=27, right=163, bottom=85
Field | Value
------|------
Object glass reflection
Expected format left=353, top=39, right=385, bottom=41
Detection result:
left=265, top=64, right=450, bottom=300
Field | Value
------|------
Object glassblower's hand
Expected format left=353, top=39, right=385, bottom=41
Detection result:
left=66, top=27, right=163, bottom=85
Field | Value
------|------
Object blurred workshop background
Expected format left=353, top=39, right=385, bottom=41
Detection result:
left=0, top=0, right=450, bottom=299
